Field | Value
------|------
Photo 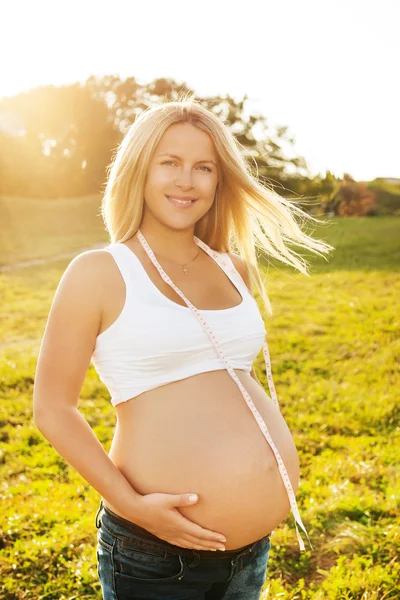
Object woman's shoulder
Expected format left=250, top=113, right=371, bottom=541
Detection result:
left=69, top=247, right=115, bottom=274
left=64, top=248, right=122, bottom=295
left=226, top=252, right=251, bottom=292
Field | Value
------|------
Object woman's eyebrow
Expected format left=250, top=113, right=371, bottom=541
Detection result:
left=156, top=153, right=217, bottom=166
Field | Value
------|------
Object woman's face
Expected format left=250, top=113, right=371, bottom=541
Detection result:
left=143, top=122, right=219, bottom=230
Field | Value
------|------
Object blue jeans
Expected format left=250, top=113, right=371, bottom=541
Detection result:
left=95, top=499, right=272, bottom=599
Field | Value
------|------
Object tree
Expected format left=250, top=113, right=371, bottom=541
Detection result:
left=328, top=174, right=377, bottom=216
left=0, top=83, right=119, bottom=197
left=0, top=75, right=313, bottom=199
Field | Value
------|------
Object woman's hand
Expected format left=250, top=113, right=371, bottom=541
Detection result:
left=135, top=492, right=227, bottom=551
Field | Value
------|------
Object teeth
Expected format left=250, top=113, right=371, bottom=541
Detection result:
left=168, top=196, right=195, bottom=204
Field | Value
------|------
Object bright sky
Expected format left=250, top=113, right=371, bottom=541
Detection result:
left=1, top=0, right=399, bottom=181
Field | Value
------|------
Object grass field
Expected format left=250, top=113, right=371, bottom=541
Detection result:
left=0, top=194, right=109, bottom=267
left=0, top=200, right=399, bottom=599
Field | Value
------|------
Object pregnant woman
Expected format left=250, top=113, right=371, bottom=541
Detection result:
left=33, top=97, right=333, bottom=599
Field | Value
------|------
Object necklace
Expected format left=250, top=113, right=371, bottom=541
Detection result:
left=149, top=236, right=201, bottom=275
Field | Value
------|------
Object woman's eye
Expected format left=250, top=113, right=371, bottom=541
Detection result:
left=161, top=161, right=211, bottom=172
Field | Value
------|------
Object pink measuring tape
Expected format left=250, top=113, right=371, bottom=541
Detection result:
left=137, top=229, right=313, bottom=552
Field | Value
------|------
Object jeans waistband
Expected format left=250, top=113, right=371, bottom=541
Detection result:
left=96, top=499, right=271, bottom=560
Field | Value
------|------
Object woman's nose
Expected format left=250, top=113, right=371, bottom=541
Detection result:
left=175, top=169, right=193, bottom=187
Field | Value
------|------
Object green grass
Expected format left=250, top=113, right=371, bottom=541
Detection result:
left=0, top=194, right=108, bottom=266
left=0, top=211, right=399, bottom=599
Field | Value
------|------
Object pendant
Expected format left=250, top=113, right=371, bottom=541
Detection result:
left=183, top=266, right=188, bottom=275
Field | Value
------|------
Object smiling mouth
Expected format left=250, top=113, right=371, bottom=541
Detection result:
left=166, top=195, right=198, bottom=206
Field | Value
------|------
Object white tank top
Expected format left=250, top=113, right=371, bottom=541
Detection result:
left=90, top=230, right=313, bottom=552
left=91, top=242, right=266, bottom=404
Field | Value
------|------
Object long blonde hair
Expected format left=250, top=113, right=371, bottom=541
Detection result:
left=101, top=95, right=334, bottom=316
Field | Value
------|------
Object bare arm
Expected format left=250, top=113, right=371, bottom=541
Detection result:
left=250, top=366, right=263, bottom=388
left=33, top=251, right=145, bottom=523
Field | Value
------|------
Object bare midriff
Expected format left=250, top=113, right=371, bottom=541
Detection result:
left=103, top=368, right=300, bottom=550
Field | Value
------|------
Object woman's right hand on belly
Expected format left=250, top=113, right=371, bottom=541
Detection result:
left=134, top=492, right=228, bottom=551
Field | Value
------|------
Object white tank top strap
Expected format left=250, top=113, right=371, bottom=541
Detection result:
left=136, top=229, right=313, bottom=552
left=216, top=252, right=252, bottom=297
left=103, top=244, right=135, bottom=302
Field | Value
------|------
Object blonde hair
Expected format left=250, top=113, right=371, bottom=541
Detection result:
left=101, top=95, right=334, bottom=316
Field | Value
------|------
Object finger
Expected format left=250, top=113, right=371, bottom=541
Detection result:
left=174, top=538, right=221, bottom=551
left=183, top=534, right=226, bottom=551
left=188, top=525, right=227, bottom=544
left=175, top=514, right=226, bottom=543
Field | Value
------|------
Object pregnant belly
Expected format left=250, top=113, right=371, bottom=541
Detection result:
left=105, top=369, right=300, bottom=550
